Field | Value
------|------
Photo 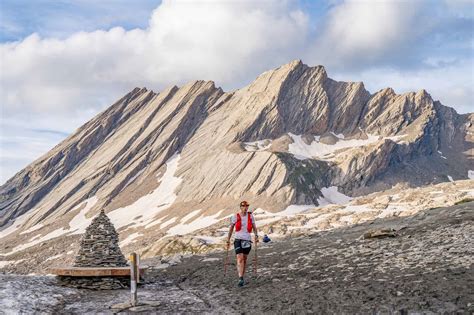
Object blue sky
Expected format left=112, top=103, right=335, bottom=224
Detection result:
left=0, top=0, right=162, bottom=41
left=0, top=0, right=473, bottom=184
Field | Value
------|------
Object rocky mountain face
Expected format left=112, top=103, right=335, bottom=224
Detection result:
left=0, top=60, right=472, bottom=266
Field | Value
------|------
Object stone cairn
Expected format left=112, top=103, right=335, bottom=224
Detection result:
left=59, top=210, right=130, bottom=290
left=74, top=209, right=128, bottom=267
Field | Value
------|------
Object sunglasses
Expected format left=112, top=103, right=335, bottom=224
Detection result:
left=240, top=204, right=249, bottom=207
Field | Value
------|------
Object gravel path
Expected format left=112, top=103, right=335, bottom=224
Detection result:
left=149, top=201, right=474, bottom=314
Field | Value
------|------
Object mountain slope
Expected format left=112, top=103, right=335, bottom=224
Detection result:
left=0, top=60, right=472, bottom=264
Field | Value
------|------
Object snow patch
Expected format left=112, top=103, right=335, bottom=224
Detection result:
left=278, top=205, right=315, bottom=216
left=160, top=217, right=177, bottom=229
left=250, top=187, right=350, bottom=228
left=2, top=197, right=98, bottom=255
left=330, top=132, right=345, bottom=139
left=194, top=235, right=224, bottom=244
left=0, top=211, right=33, bottom=239
left=120, top=232, right=142, bottom=247
left=468, top=170, right=474, bottom=179
left=19, top=223, right=44, bottom=235
left=8, top=228, right=69, bottom=255
left=68, top=197, right=99, bottom=235
left=144, top=217, right=165, bottom=229
left=108, top=153, right=182, bottom=230
left=243, top=139, right=272, bottom=152
left=29, top=234, right=42, bottom=242
left=45, top=254, right=63, bottom=262
left=437, top=151, right=447, bottom=159
left=459, top=189, right=474, bottom=197
left=252, top=208, right=270, bottom=215
left=318, top=186, right=352, bottom=206
left=0, top=261, right=14, bottom=268
left=167, top=210, right=225, bottom=236
left=447, top=175, right=454, bottom=182
left=180, top=209, right=202, bottom=224
left=288, top=133, right=405, bottom=160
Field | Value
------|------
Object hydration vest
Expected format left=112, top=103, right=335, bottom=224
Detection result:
left=235, top=212, right=253, bottom=233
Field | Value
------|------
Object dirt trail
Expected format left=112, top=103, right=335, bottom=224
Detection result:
left=148, top=202, right=474, bottom=314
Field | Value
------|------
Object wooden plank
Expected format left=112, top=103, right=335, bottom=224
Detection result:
left=48, top=266, right=147, bottom=277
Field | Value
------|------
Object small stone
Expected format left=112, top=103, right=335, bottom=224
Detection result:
left=110, top=302, right=132, bottom=310
left=141, top=301, right=161, bottom=307
left=129, top=305, right=158, bottom=312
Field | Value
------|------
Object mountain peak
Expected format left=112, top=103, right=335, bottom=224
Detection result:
left=0, top=60, right=472, bottom=268
left=282, top=59, right=303, bottom=69
left=280, top=59, right=328, bottom=77
left=416, top=88, right=431, bottom=98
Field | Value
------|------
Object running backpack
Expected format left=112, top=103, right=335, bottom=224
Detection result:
left=235, top=212, right=253, bottom=233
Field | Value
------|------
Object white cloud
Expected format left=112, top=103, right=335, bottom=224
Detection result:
left=0, top=0, right=308, bottom=114
left=308, top=0, right=426, bottom=67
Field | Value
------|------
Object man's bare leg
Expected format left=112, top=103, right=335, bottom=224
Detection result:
left=236, top=254, right=244, bottom=277
left=242, top=254, right=248, bottom=277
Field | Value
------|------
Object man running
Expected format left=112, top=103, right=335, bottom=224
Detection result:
left=226, top=200, right=258, bottom=287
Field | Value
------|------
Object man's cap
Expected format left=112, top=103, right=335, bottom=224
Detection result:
left=240, top=200, right=249, bottom=207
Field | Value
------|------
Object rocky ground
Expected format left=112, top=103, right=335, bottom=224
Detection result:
left=1, top=201, right=473, bottom=314
left=147, top=200, right=473, bottom=314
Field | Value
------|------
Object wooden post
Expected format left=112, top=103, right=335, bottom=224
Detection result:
left=130, top=253, right=138, bottom=306
left=137, top=254, right=140, bottom=284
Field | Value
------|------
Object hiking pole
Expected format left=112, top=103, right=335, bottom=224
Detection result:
left=253, top=236, right=258, bottom=276
left=224, top=241, right=230, bottom=276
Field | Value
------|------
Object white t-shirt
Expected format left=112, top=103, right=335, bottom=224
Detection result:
left=230, top=212, right=255, bottom=241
